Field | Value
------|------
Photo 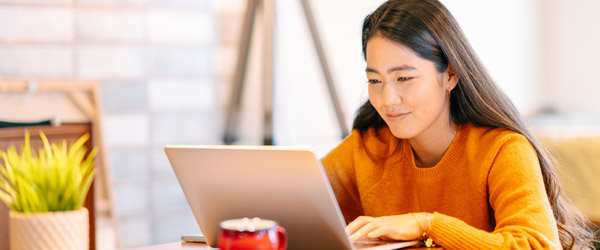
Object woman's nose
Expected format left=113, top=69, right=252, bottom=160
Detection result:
left=382, top=82, right=402, bottom=106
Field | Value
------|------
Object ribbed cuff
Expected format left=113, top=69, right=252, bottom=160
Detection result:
left=428, top=212, right=504, bottom=249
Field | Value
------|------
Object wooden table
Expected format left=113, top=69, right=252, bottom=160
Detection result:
left=127, top=242, right=214, bottom=250
left=127, top=242, right=441, bottom=250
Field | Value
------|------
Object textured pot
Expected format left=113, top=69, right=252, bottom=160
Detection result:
left=9, top=208, right=88, bottom=250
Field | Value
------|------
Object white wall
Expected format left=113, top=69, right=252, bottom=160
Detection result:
left=442, top=0, right=542, bottom=115
left=541, top=0, right=600, bottom=114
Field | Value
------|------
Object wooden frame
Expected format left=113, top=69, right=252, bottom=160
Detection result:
left=0, top=79, right=115, bottom=250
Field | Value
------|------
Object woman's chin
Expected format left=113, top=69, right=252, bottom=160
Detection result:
left=388, top=124, right=420, bottom=139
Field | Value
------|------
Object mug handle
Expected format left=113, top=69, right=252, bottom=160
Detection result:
left=276, top=226, right=287, bottom=250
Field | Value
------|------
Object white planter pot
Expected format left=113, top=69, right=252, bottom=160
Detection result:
left=9, top=208, right=88, bottom=250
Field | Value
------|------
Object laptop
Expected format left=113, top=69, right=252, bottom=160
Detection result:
left=165, top=145, right=419, bottom=250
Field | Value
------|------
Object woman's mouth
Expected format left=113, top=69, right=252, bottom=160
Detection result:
left=385, top=112, right=411, bottom=119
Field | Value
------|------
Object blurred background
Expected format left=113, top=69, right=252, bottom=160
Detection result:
left=0, top=0, right=598, bottom=249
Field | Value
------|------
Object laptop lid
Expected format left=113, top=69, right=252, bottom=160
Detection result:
left=165, top=145, right=353, bottom=250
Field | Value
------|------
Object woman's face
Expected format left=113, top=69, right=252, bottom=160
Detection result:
left=365, top=35, right=458, bottom=139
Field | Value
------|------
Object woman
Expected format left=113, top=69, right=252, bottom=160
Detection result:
left=321, top=0, right=595, bottom=249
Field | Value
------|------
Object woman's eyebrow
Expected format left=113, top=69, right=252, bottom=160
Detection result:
left=365, top=65, right=417, bottom=74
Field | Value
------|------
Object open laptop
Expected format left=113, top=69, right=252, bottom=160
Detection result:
left=165, top=145, right=419, bottom=250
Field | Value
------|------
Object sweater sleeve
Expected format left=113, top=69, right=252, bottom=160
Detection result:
left=428, top=135, right=561, bottom=249
left=321, top=130, right=363, bottom=224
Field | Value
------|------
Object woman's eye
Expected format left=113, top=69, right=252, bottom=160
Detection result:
left=367, top=79, right=381, bottom=84
left=397, top=76, right=414, bottom=82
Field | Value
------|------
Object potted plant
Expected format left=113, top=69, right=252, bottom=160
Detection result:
left=0, top=131, right=96, bottom=250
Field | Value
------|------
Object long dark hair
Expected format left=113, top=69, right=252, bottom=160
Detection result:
left=356, top=0, right=595, bottom=248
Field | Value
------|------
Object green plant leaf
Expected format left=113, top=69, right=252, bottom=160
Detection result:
left=0, top=132, right=96, bottom=213
left=0, top=190, right=12, bottom=208
left=0, top=181, right=15, bottom=198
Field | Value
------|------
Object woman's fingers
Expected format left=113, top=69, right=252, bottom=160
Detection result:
left=346, top=216, right=374, bottom=235
left=366, top=226, right=389, bottom=239
left=346, top=214, right=418, bottom=241
left=350, top=221, right=379, bottom=241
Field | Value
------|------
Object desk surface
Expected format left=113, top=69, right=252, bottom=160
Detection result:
left=127, top=242, right=213, bottom=250
left=127, top=242, right=440, bottom=250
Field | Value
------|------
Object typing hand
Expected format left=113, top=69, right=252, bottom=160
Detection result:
left=345, top=213, right=430, bottom=242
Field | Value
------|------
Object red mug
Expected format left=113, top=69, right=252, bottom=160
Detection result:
left=218, top=217, right=287, bottom=250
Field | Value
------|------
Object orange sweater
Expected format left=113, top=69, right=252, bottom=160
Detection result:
left=321, top=123, right=561, bottom=249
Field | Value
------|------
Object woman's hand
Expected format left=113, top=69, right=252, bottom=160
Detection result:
left=345, top=213, right=432, bottom=241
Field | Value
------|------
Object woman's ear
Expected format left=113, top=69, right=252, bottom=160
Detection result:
left=446, top=64, right=459, bottom=91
